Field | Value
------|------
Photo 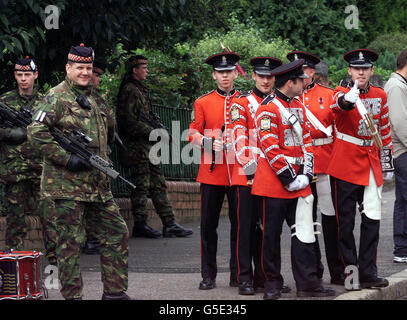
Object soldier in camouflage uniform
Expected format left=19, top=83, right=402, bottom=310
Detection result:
left=27, top=44, right=131, bottom=300
left=116, top=55, right=193, bottom=238
left=0, top=57, right=57, bottom=264
left=81, top=59, right=110, bottom=255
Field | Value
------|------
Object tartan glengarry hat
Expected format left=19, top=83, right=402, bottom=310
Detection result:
left=250, top=56, right=282, bottom=75
left=344, top=49, right=378, bottom=68
left=14, top=56, right=36, bottom=72
left=205, top=52, right=240, bottom=71
left=286, top=51, right=321, bottom=68
left=67, top=43, right=94, bottom=63
left=271, top=59, right=309, bottom=80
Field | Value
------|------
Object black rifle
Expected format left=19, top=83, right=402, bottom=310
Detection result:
left=50, top=127, right=136, bottom=190
left=0, top=101, right=33, bottom=128
left=138, top=110, right=172, bottom=142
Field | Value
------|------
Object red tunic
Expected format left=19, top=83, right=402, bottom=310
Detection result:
left=299, top=82, right=335, bottom=174
left=229, top=90, right=265, bottom=186
left=251, top=92, right=314, bottom=199
left=188, top=88, right=239, bottom=186
left=326, top=84, right=392, bottom=186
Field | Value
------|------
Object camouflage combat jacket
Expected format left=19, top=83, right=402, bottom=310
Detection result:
left=27, top=77, right=115, bottom=202
left=92, top=88, right=115, bottom=148
left=0, top=89, right=43, bottom=183
left=116, top=79, right=155, bottom=166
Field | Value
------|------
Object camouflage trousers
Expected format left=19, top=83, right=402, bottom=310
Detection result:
left=5, top=180, right=57, bottom=264
left=0, top=183, right=7, bottom=217
left=52, top=199, right=128, bottom=299
left=129, top=158, right=174, bottom=224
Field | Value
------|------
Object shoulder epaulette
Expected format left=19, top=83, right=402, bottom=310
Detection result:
left=260, top=93, right=275, bottom=105
left=339, top=79, right=351, bottom=88
left=196, top=90, right=215, bottom=100
left=236, top=90, right=252, bottom=98
left=369, top=83, right=385, bottom=90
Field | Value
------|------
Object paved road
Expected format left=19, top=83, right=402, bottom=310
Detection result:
left=43, top=182, right=407, bottom=301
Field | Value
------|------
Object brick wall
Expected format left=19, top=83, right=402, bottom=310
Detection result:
left=0, top=181, right=229, bottom=251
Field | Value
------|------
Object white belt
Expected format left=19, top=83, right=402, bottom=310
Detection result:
left=312, top=136, right=334, bottom=146
left=336, top=131, right=374, bottom=147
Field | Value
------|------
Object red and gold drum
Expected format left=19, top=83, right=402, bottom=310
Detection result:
left=0, top=250, right=43, bottom=300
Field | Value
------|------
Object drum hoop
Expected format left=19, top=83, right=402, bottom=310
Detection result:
left=0, top=253, right=41, bottom=260
left=0, top=292, right=43, bottom=300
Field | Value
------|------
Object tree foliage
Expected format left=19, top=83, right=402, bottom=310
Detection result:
left=0, top=0, right=186, bottom=92
left=356, top=0, right=407, bottom=45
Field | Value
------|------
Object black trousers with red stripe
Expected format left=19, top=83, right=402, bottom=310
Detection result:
left=233, top=186, right=264, bottom=285
left=200, top=183, right=237, bottom=281
left=330, top=176, right=380, bottom=280
left=260, top=196, right=321, bottom=291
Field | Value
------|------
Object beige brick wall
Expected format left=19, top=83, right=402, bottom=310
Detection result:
left=0, top=181, right=229, bottom=251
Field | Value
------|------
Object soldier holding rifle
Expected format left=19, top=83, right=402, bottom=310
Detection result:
left=0, top=57, right=57, bottom=266
left=116, top=55, right=192, bottom=239
left=27, top=44, right=131, bottom=300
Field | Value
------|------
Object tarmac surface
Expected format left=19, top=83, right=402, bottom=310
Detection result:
left=41, top=182, right=407, bottom=303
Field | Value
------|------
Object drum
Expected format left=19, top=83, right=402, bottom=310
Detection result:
left=0, top=250, right=43, bottom=300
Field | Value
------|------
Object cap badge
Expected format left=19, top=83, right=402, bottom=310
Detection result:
left=294, top=54, right=298, bottom=60
left=30, top=61, right=36, bottom=71
left=359, top=51, right=364, bottom=60
left=265, top=59, right=270, bottom=66
left=222, top=55, right=227, bottom=65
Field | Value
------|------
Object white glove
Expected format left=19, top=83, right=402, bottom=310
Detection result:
left=213, top=139, right=223, bottom=152
left=383, top=171, right=394, bottom=181
left=296, top=174, right=310, bottom=189
left=343, top=80, right=360, bottom=104
left=286, top=175, right=310, bottom=192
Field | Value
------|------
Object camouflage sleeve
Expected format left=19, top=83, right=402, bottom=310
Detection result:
left=27, top=94, right=71, bottom=167
left=118, top=83, right=154, bottom=138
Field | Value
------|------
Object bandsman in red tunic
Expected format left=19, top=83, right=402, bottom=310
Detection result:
left=287, top=51, right=342, bottom=285
left=188, top=52, right=240, bottom=290
left=252, top=59, right=336, bottom=300
left=326, top=49, right=393, bottom=290
left=229, top=56, right=283, bottom=295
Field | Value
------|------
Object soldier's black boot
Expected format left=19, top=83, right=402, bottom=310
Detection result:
left=360, top=276, right=389, bottom=289
left=163, top=220, right=193, bottom=238
left=132, top=222, right=162, bottom=238
left=102, top=292, right=133, bottom=300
